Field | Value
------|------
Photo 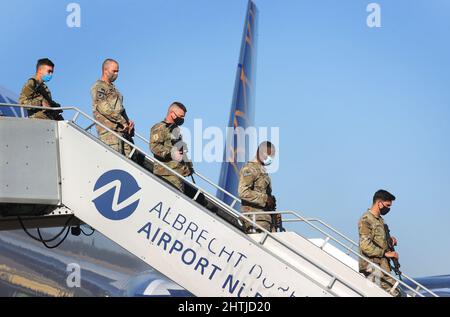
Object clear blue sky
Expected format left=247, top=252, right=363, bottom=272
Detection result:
left=1, top=0, right=449, bottom=277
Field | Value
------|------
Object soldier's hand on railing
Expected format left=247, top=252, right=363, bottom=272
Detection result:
left=385, top=251, right=399, bottom=260
left=42, top=100, right=50, bottom=108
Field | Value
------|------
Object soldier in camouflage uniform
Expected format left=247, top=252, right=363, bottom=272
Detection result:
left=19, top=58, right=63, bottom=120
left=150, top=102, right=193, bottom=193
left=91, top=59, right=134, bottom=156
left=238, top=141, right=280, bottom=233
left=358, top=189, right=401, bottom=297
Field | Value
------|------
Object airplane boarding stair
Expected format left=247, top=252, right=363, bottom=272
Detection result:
left=0, top=104, right=438, bottom=297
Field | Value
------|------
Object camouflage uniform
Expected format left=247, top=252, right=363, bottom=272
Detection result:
left=358, top=210, right=401, bottom=297
left=19, top=77, right=54, bottom=120
left=91, top=80, right=132, bottom=157
left=150, top=121, right=193, bottom=192
left=238, top=160, right=276, bottom=233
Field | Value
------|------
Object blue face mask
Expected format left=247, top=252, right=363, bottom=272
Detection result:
left=262, top=156, right=274, bottom=166
left=42, top=73, right=53, bottom=83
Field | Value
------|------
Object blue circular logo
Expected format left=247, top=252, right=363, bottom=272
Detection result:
left=92, top=170, right=141, bottom=221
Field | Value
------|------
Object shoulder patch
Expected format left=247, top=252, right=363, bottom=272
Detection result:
left=96, top=89, right=106, bottom=100
left=241, top=164, right=255, bottom=177
left=152, top=123, right=163, bottom=132
left=27, top=78, right=37, bottom=87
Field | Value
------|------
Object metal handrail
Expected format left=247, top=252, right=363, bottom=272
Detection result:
left=285, top=217, right=359, bottom=249
left=288, top=216, right=438, bottom=297
left=0, top=103, right=438, bottom=297
left=0, top=104, right=347, bottom=295
left=243, top=211, right=438, bottom=297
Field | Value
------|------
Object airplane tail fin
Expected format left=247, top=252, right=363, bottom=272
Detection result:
left=217, top=0, right=259, bottom=207
left=0, top=86, right=23, bottom=117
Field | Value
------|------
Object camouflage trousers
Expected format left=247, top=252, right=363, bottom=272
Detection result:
left=157, top=174, right=184, bottom=193
left=362, top=261, right=402, bottom=297
left=153, top=161, right=190, bottom=194
left=99, top=132, right=133, bottom=158
left=241, top=207, right=276, bottom=234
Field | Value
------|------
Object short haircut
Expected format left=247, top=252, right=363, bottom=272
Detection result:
left=373, top=190, right=396, bottom=204
left=36, top=58, right=54, bottom=71
left=102, top=58, right=118, bottom=71
left=170, top=101, right=187, bottom=113
left=258, top=141, right=275, bottom=153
